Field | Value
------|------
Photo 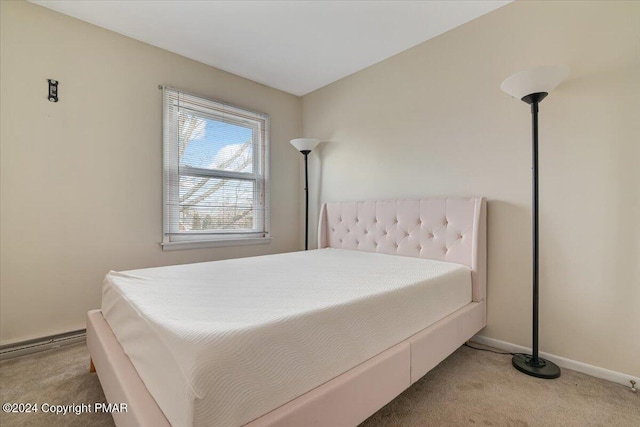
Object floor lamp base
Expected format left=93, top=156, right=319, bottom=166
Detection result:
left=512, top=354, right=561, bottom=379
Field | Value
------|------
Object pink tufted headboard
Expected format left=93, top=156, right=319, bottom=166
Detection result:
left=317, top=198, right=487, bottom=302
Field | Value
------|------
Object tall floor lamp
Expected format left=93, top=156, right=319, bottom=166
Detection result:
left=500, top=65, right=569, bottom=379
left=290, top=138, right=320, bottom=250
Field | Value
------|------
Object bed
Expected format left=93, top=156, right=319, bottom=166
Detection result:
left=87, top=197, right=487, bottom=427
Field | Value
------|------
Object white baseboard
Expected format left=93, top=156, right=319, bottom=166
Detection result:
left=0, top=330, right=86, bottom=360
left=471, top=335, right=639, bottom=390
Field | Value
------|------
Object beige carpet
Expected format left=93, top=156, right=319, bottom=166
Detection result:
left=0, top=342, right=637, bottom=426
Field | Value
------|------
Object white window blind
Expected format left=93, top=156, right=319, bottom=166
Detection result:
left=162, top=87, right=269, bottom=247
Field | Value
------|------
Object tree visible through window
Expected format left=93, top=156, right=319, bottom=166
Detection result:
left=162, top=88, right=269, bottom=247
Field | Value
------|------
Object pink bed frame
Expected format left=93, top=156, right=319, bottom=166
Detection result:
left=87, top=197, right=487, bottom=427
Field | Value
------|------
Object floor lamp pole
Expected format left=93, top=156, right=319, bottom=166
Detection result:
left=531, top=99, right=540, bottom=364
left=302, top=150, right=310, bottom=251
left=511, top=92, right=561, bottom=379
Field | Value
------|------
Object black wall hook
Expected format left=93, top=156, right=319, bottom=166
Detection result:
left=48, top=79, right=58, bottom=102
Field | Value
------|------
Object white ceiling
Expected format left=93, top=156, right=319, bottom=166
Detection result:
left=30, top=1, right=511, bottom=96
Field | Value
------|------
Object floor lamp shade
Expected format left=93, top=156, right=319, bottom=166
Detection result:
left=501, top=65, right=569, bottom=101
left=290, top=138, right=320, bottom=251
left=501, top=65, right=569, bottom=379
left=290, top=138, right=320, bottom=152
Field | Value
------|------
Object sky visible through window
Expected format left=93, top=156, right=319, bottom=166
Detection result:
left=181, top=118, right=253, bottom=169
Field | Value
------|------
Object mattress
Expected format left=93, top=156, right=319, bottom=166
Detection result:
left=101, top=248, right=472, bottom=427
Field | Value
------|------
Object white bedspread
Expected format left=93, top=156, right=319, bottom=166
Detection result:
left=101, top=248, right=471, bottom=427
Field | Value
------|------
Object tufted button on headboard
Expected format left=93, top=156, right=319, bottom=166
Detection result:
left=317, top=198, right=487, bottom=302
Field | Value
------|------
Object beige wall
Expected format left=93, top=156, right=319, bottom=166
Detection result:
left=0, top=1, right=302, bottom=344
left=303, top=1, right=640, bottom=376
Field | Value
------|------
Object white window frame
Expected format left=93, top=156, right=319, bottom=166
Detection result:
left=161, top=87, right=270, bottom=250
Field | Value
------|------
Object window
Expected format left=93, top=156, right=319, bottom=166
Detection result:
left=162, top=87, right=269, bottom=250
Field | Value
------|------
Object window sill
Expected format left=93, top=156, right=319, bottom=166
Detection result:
left=161, top=237, right=272, bottom=251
